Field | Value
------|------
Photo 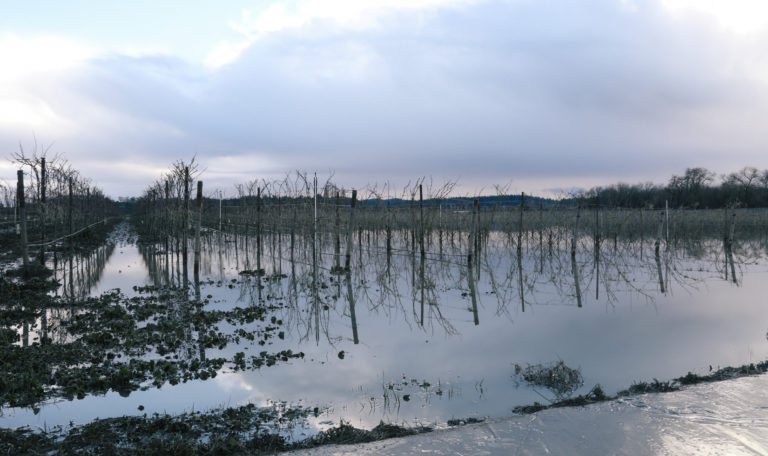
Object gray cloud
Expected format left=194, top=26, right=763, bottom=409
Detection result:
left=3, top=0, right=768, bottom=197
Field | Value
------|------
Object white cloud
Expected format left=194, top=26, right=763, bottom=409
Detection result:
left=0, top=33, right=96, bottom=83
left=660, top=0, right=768, bottom=35
left=205, top=40, right=252, bottom=69
left=205, top=0, right=479, bottom=68
left=0, top=34, right=96, bottom=134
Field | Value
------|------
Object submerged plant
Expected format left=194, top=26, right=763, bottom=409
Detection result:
left=512, top=361, right=584, bottom=402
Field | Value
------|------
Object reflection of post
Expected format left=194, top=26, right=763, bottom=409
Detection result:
left=728, top=247, right=737, bottom=285
left=346, top=270, right=359, bottom=344
left=655, top=241, right=666, bottom=293
left=23, top=320, right=28, bottom=348
left=572, top=204, right=581, bottom=308
left=724, top=239, right=737, bottom=285
left=517, top=243, right=525, bottom=312
left=468, top=262, right=479, bottom=325
left=182, top=238, right=189, bottom=290
left=420, top=239, right=425, bottom=326
left=68, top=255, right=74, bottom=302
left=571, top=250, right=582, bottom=308
left=194, top=259, right=201, bottom=302
left=41, top=298, right=48, bottom=345
left=419, top=185, right=425, bottom=326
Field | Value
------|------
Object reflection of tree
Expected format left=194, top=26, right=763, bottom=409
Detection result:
left=133, top=217, right=765, bottom=351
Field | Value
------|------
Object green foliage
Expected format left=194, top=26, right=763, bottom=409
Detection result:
left=0, top=279, right=302, bottom=409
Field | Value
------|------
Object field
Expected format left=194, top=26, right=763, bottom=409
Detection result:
left=3, top=166, right=768, bottom=453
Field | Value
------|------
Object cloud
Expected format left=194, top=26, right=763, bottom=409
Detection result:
left=205, top=0, right=479, bottom=68
left=660, top=0, right=768, bottom=35
left=3, top=0, right=768, bottom=198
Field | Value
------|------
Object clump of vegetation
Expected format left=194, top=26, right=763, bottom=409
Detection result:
left=239, top=268, right=265, bottom=277
left=447, top=417, right=485, bottom=426
left=676, top=361, right=768, bottom=385
left=512, top=361, right=584, bottom=401
left=513, top=359, right=768, bottom=416
left=512, top=384, right=608, bottom=414
left=0, top=278, right=303, bottom=409
left=1, top=402, right=312, bottom=455
left=294, top=421, right=431, bottom=449
left=617, top=379, right=678, bottom=396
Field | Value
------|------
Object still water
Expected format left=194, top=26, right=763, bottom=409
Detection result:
left=3, top=221, right=768, bottom=438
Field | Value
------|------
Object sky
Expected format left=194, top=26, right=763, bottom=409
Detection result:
left=1, top=0, right=768, bottom=199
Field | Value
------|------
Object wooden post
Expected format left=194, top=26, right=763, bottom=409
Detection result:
left=194, top=181, right=203, bottom=274
left=257, top=186, right=262, bottom=268
left=183, top=167, right=190, bottom=256
left=39, top=157, right=46, bottom=265
left=335, top=191, right=341, bottom=268
left=419, top=184, right=424, bottom=257
left=594, top=194, right=600, bottom=300
left=68, top=176, right=73, bottom=239
left=386, top=198, right=392, bottom=257
left=164, top=180, right=170, bottom=252
left=518, top=192, right=524, bottom=252
left=345, top=190, right=357, bottom=270
left=730, top=210, right=736, bottom=245
left=312, top=175, right=319, bottom=344
left=655, top=210, right=663, bottom=255
left=17, top=170, right=29, bottom=275
left=571, top=203, right=581, bottom=262
left=410, top=195, right=415, bottom=252
left=517, top=234, right=525, bottom=312
left=468, top=199, right=478, bottom=264
left=639, top=208, right=644, bottom=260
left=538, top=202, right=543, bottom=272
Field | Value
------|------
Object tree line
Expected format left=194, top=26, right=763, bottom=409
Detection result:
left=577, top=166, right=768, bottom=209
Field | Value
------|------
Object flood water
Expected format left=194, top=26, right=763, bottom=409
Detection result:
left=4, top=220, right=768, bottom=439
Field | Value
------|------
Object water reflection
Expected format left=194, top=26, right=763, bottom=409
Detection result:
left=129, top=221, right=768, bottom=351
left=5, top=220, right=768, bottom=432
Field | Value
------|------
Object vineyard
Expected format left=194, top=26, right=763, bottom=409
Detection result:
left=3, top=158, right=768, bottom=454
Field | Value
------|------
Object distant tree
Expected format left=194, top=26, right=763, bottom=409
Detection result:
left=668, top=167, right=715, bottom=208
left=723, top=166, right=762, bottom=207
